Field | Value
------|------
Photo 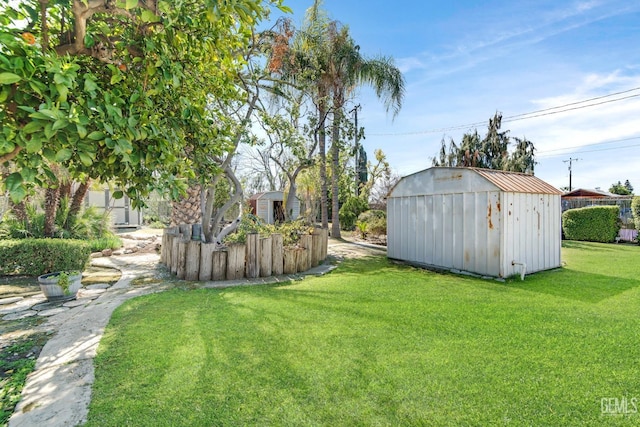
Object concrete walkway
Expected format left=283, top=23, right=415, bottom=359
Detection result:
left=8, top=240, right=384, bottom=427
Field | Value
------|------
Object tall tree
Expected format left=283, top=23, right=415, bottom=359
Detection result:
left=432, top=113, right=537, bottom=174
left=314, top=13, right=404, bottom=237
left=610, top=181, right=632, bottom=195
left=0, top=0, right=289, bottom=214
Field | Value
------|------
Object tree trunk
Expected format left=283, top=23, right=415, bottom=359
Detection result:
left=67, top=179, right=91, bottom=222
left=171, top=185, right=202, bottom=227
left=318, top=98, right=328, bottom=229
left=10, top=200, right=28, bottom=223
left=44, top=186, right=60, bottom=237
left=330, top=107, right=341, bottom=238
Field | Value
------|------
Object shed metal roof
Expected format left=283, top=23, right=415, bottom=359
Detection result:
left=470, top=168, right=562, bottom=195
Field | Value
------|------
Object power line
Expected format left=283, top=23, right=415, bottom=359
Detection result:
left=541, top=142, right=640, bottom=158
left=504, top=93, right=640, bottom=123
left=537, top=136, right=640, bottom=157
left=369, top=86, right=640, bottom=136
left=503, top=86, right=640, bottom=120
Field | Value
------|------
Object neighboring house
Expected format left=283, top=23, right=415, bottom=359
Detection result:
left=248, top=191, right=300, bottom=224
left=561, top=187, right=634, bottom=228
left=85, top=188, right=143, bottom=229
left=387, top=167, right=562, bottom=278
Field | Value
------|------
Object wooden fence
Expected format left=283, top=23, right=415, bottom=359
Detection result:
left=160, top=226, right=329, bottom=281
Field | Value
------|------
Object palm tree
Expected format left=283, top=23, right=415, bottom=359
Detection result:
left=324, top=23, right=405, bottom=238
left=273, top=1, right=404, bottom=235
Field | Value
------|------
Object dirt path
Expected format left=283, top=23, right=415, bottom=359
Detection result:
left=327, top=237, right=387, bottom=259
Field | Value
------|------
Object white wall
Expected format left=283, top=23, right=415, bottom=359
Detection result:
left=388, top=191, right=502, bottom=276
left=500, top=192, right=561, bottom=277
left=387, top=168, right=562, bottom=278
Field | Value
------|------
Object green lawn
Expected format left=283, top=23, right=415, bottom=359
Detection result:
left=86, top=241, right=640, bottom=426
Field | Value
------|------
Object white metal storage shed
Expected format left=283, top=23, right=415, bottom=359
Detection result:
left=387, top=167, right=562, bottom=278
left=249, top=191, right=300, bottom=224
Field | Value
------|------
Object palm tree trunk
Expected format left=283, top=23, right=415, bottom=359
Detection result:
left=330, top=107, right=341, bottom=238
left=44, top=186, right=60, bottom=237
left=170, top=185, right=202, bottom=227
left=65, top=180, right=90, bottom=230
left=318, top=99, right=329, bottom=229
left=10, top=200, right=28, bottom=223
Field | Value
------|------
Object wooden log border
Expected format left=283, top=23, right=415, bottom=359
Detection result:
left=160, top=227, right=329, bottom=282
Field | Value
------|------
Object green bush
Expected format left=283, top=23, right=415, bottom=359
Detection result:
left=223, top=216, right=314, bottom=247
left=562, top=206, right=620, bottom=243
left=357, top=210, right=387, bottom=236
left=632, top=197, right=640, bottom=235
left=0, top=239, right=91, bottom=276
left=339, top=197, right=369, bottom=231
left=89, top=236, right=123, bottom=252
left=0, top=199, right=116, bottom=241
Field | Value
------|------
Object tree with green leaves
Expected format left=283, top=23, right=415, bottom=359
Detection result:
left=1, top=0, right=290, bottom=240
left=292, top=1, right=404, bottom=237
left=609, top=180, right=633, bottom=195
left=432, top=113, right=536, bottom=174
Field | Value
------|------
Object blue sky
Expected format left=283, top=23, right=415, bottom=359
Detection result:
left=267, top=0, right=640, bottom=191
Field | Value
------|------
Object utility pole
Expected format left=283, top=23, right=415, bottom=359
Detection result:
left=563, top=157, right=580, bottom=191
left=350, top=104, right=361, bottom=196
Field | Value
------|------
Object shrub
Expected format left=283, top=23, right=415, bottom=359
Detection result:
left=89, top=236, right=123, bottom=252
left=562, top=206, right=620, bottom=243
left=0, top=239, right=91, bottom=276
left=632, top=197, right=640, bottom=234
left=223, top=216, right=314, bottom=247
left=357, top=210, right=387, bottom=236
left=0, top=200, right=116, bottom=241
left=339, top=197, right=369, bottom=231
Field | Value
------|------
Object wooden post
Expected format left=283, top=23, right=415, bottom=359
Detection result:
left=185, top=241, right=201, bottom=281
left=296, top=247, right=307, bottom=272
left=170, top=236, right=182, bottom=274
left=161, top=230, right=168, bottom=264
left=245, top=233, right=260, bottom=279
left=260, top=236, right=272, bottom=277
left=320, top=228, right=328, bottom=261
left=300, top=235, right=313, bottom=271
left=226, top=244, right=245, bottom=280
left=176, top=240, right=188, bottom=279
left=212, top=251, right=227, bottom=281
left=271, top=234, right=284, bottom=275
left=163, top=233, right=172, bottom=267
left=199, top=243, right=216, bottom=281
left=283, top=247, right=297, bottom=274
left=178, top=223, right=192, bottom=240
left=311, top=231, right=321, bottom=267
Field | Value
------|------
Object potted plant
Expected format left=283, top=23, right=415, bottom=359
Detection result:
left=38, top=271, right=83, bottom=302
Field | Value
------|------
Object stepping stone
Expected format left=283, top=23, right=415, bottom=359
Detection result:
left=38, top=307, right=70, bottom=317
left=24, top=295, right=47, bottom=303
left=3, top=310, right=38, bottom=321
left=0, top=296, right=23, bottom=305
left=32, top=301, right=66, bottom=311
left=0, top=301, right=36, bottom=315
left=85, top=283, right=110, bottom=290
left=63, top=298, right=93, bottom=308
left=78, top=289, right=106, bottom=298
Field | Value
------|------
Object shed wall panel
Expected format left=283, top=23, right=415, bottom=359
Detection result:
left=387, top=167, right=561, bottom=278
left=500, top=192, right=561, bottom=277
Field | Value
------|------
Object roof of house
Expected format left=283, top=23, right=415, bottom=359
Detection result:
left=249, top=191, right=284, bottom=200
left=470, top=168, right=563, bottom=195
left=562, top=188, right=624, bottom=198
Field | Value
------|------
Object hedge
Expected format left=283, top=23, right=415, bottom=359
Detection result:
left=0, top=239, right=91, bottom=276
left=562, top=206, right=620, bottom=243
left=632, top=196, right=640, bottom=233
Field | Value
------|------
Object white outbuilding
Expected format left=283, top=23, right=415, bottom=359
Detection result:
left=387, top=167, right=562, bottom=278
left=249, top=191, right=300, bottom=224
